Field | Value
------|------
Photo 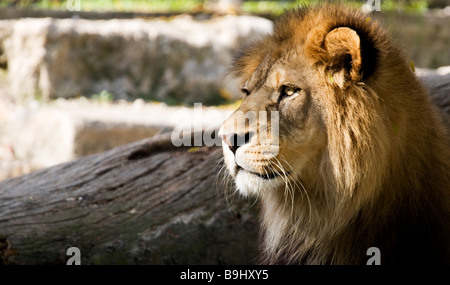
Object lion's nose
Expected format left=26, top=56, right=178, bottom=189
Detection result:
left=222, top=132, right=251, bottom=155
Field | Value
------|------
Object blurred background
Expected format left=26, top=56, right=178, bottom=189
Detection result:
left=0, top=0, right=449, bottom=180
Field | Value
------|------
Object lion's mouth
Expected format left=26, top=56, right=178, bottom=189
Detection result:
left=237, top=165, right=289, bottom=180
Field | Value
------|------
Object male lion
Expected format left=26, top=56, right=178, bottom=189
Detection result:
left=219, top=4, right=450, bottom=265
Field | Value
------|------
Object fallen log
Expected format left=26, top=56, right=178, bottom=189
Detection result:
left=422, top=71, right=450, bottom=112
left=0, top=133, right=259, bottom=265
left=420, top=69, right=450, bottom=128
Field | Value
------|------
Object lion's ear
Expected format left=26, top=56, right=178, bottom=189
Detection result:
left=323, top=27, right=362, bottom=88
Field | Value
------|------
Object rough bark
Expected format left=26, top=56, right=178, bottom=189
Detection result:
left=421, top=72, right=450, bottom=116
left=421, top=71, right=450, bottom=128
left=0, top=133, right=259, bottom=265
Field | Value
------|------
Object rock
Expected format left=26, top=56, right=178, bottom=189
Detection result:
left=1, top=15, right=272, bottom=104
left=205, top=0, right=242, bottom=14
left=429, top=0, right=450, bottom=8
left=0, top=98, right=232, bottom=180
left=375, top=11, right=450, bottom=68
left=417, top=66, right=450, bottom=118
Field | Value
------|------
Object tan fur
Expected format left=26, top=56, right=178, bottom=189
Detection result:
left=220, top=4, right=450, bottom=264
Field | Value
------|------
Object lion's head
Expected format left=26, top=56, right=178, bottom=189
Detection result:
left=219, top=5, right=388, bottom=200
left=219, top=5, right=450, bottom=265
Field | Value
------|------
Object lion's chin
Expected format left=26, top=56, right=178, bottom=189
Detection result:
left=234, top=169, right=285, bottom=197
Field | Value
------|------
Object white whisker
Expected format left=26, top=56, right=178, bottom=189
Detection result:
left=278, top=153, right=313, bottom=225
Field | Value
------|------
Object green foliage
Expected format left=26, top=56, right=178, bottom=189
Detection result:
left=0, top=0, right=204, bottom=12
left=91, top=90, right=114, bottom=103
left=0, top=0, right=430, bottom=14
left=241, top=0, right=430, bottom=15
left=381, top=0, right=429, bottom=14
left=81, top=0, right=204, bottom=13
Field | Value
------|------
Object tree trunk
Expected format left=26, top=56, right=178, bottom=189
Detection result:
left=0, top=133, right=259, bottom=265
left=422, top=71, right=450, bottom=129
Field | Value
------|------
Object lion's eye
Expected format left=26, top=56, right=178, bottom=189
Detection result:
left=285, top=86, right=295, bottom=96
left=280, top=85, right=300, bottom=101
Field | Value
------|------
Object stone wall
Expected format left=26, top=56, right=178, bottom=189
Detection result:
left=377, top=10, right=450, bottom=68
left=0, top=15, right=272, bottom=104
left=0, top=99, right=232, bottom=179
left=1, top=11, right=449, bottom=104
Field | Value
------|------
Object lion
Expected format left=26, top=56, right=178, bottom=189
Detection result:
left=218, top=4, right=450, bottom=265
